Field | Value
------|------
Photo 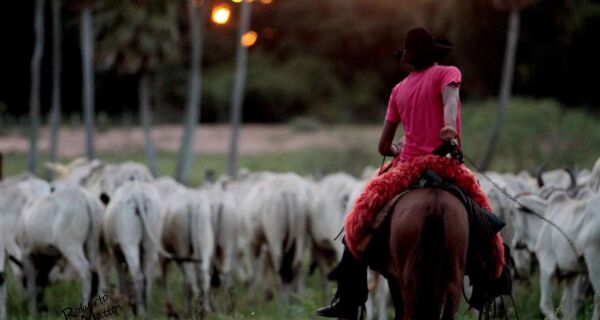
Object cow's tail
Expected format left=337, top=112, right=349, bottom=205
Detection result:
left=133, top=193, right=201, bottom=263
left=188, top=201, right=204, bottom=263
left=280, top=191, right=300, bottom=283
left=84, top=200, right=100, bottom=299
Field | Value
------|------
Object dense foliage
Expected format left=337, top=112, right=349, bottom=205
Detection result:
left=0, top=0, right=598, bottom=122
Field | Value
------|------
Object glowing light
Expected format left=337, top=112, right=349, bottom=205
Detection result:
left=211, top=4, right=231, bottom=25
left=241, top=31, right=258, bottom=47
left=260, top=0, right=272, bottom=4
left=231, top=0, right=242, bottom=3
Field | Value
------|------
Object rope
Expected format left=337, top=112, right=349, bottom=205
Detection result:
left=461, top=152, right=581, bottom=258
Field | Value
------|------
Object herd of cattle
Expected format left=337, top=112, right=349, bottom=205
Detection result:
left=0, top=157, right=599, bottom=319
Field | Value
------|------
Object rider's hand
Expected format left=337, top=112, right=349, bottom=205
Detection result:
left=390, top=138, right=403, bottom=157
left=390, top=143, right=400, bottom=157
left=439, top=126, right=458, bottom=142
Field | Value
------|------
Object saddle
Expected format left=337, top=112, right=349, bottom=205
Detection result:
left=360, top=167, right=512, bottom=313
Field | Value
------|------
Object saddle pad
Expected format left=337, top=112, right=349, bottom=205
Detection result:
left=344, top=154, right=505, bottom=278
left=355, top=190, right=410, bottom=255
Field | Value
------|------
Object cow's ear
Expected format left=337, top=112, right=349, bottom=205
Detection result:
left=100, top=193, right=110, bottom=206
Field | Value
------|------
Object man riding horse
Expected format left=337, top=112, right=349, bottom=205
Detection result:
left=316, top=27, right=509, bottom=319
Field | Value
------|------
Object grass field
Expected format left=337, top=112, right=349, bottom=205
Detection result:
left=1, top=97, right=599, bottom=319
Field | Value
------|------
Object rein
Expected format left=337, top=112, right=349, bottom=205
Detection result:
left=461, top=152, right=581, bottom=258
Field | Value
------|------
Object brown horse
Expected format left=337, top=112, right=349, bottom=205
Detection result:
left=385, top=188, right=469, bottom=320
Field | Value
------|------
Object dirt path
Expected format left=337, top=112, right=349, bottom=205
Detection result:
left=0, top=124, right=381, bottom=157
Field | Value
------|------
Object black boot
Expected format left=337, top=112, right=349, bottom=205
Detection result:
left=315, top=246, right=368, bottom=319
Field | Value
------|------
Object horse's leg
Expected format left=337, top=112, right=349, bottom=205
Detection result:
left=442, top=235, right=467, bottom=319
left=441, top=277, right=463, bottom=320
left=387, top=279, right=404, bottom=320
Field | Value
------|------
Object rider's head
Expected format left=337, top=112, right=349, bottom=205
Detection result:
left=395, top=27, right=453, bottom=70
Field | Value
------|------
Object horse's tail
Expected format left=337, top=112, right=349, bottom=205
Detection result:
left=413, top=209, right=446, bottom=320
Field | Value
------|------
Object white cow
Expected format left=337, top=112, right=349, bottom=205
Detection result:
left=365, top=270, right=390, bottom=320
left=308, top=172, right=358, bottom=293
left=512, top=190, right=600, bottom=320
left=224, top=170, right=273, bottom=284
left=0, top=177, right=50, bottom=320
left=481, top=172, right=537, bottom=233
left=17, top=184, right=103, bottom=316
left=240, top=172, right=311, bottom=296
left=160, top=188, right=214, bottom=318
left=538, top=168, right=577, bottom=190
left=586, top=158, right=600, bottom=193
left=102, top=181, right=165, bottom=318
left=49, top=159, right=153, bottom=201
left=153, top=176, right=186, bottom=207
left=204, top=180, right=238, bottom=302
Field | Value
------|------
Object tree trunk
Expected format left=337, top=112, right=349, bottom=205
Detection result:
left=27, top=0, right=45, bottom=175
left=478, top=9, right=520, bottom=171
left=139, top=73, right=158, bottom=177
left=48, top=0, right=62, bottom=179
left=175, top=0, right=207, bottom=184
left=81, top=6, right=96, bottom=160
left=227, top=0, right=252, bottom=178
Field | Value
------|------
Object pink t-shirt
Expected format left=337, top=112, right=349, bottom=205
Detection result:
left=385, top=65, right=462, bottom=162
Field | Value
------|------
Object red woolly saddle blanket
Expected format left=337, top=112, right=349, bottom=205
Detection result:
left=344, top=154, right=505, bottom=278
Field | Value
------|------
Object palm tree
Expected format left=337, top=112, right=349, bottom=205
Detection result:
left=27, top=0, right=45, bottom=175
left=96, top=0, right=180, bottom=177
left=66, top=0, right=97, bottom=160
left=175, top=0, right=208, bottom=185
left=478, top=0, right=534, bottom=170
left=48, top=0, right=63, bottom=178
left=227, top=0, right=252, bottom=178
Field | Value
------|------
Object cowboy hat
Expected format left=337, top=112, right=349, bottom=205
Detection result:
left=395, top=27, right=453, bottom=65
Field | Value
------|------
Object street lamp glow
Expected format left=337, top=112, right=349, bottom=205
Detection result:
left=241, top=31, right=258, bottom=47
left=231, top=0, right=242, bottom=3
left=211, top=4, right=231, bottom=25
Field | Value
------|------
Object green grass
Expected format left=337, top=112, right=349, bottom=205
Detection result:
left=3, top=261, right=595, bottom=319
left=2, top=147, right=382, bottom=187
left=461, top=97, right=600, bottom=171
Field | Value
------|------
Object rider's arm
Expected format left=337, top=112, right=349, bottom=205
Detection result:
left=378, top=120, right=400, bottom=157
left=440, top=83, right=459, bottom=142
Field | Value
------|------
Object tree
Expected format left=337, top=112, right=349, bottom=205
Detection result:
left=48, top=0, right=63, bottom=178
left=81, top=2, right=96, bottom=160
left=96, top=0, right=180, bottom=176
left=27, top=0, right=45, bottom=175
left=175, top=0, right=208, bottom=185
left=227, top=0, right=252, bottom=178
left=478, top=0, right=535, bottom=170
left=65, top=0, right=97, bottom=160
